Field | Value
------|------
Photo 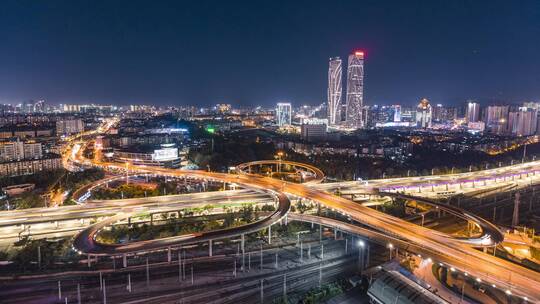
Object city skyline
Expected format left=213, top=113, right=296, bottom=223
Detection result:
left=2, top=2, right=540, bottom=304
left=1, top=1, right=540, bottom=107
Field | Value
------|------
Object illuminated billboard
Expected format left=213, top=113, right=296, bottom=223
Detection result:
left=152, top=147, right=178, bottom=161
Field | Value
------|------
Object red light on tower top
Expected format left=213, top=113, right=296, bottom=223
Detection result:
left=355, top=50, right=364, bottom=57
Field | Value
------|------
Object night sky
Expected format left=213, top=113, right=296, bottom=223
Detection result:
left=1, top=0, right=540, bottom=107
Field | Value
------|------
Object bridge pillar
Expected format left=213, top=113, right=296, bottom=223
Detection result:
left=150, top=214, right=153, bottom=226
left=319, top=224, right=322, bottom=243
left=123, top=254, right=127, bottom=268
left=167, top=246, right=172, bottom=264
left=241, top=234, right=245, bottom=253
left=512, top=192, right=520, bottom=227
left=87, top=254, right=92, bottom=268
left=268, top=225, right=272, bottom=244
left=366, top=245, right=370, bottom=267
left=209, top=240, right=213, bottom=257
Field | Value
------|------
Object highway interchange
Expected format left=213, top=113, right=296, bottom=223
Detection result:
left=3, top=124, right=540, bottom=303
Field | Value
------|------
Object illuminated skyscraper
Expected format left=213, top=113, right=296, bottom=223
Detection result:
left=327, top=57, right=342, bottom=126
left=276, top=102, right=292, bottom=127
left=466, top=101, right=480, bottom=122
left=346, top=51, right=365, bottom=128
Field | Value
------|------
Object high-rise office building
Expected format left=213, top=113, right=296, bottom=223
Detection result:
left=466, top=101, right=480, bottom=122
left=276, top=102, right=292, bottom=127
left=327, top=57, right=342, bottom=126
left=416, top=98, right=432, bottom=128
left=346, top=51, right=364, bottom=128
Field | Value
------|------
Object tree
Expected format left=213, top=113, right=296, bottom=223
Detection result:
left=16, top=192, right=46, bottom=209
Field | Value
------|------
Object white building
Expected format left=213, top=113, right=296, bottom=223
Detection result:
left=466, top=101, right=480, bottom=123
left=346, top=51, right=365, bottom=128
left=485, top=105, right=509, bottom=134
left=327, top=57, right=342, bottom=126
left=415, top=98, right=432, bottom=128
left=0, top=140, right=42, bottom=162
left=276, top=102, right=292, bottom=127
left=508, top=109, right=537, bottom=136
left=56, top=119, right=84, bottom=135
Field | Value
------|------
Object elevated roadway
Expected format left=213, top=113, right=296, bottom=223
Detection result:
left=64, top=161, right=540, bottom=301
left=73, top=173, right=291, bottom=255
left=380, top=192, right=504, bottom=246
left=236, top=160, right=325, bottom=184
left=55, top=136, right=540, bottom=301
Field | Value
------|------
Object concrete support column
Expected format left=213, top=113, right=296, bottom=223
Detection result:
left=123, top=254, right=127, bottom=268
left=209, top=240, right=213, bottom=257
left=167, top=246, right=172, bottom=263
left=268, top=225, right=272, bottom=244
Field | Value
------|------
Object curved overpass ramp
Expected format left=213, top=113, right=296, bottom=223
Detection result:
left=236, top=160, right=325, bottom=184
left=73, top=172, right=290, bottom=255
left=379, top=192, right=505, bottom=246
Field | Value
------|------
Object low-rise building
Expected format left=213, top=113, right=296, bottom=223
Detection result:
left=301, top=123, right=327, bottom=142
left=111, top=143, right=181, bottom=168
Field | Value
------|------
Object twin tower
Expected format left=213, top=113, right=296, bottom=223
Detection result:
left=327, top=51, right=365, bottom=128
